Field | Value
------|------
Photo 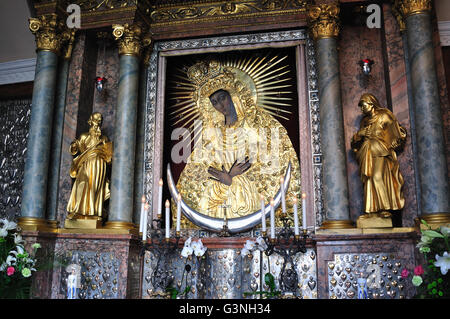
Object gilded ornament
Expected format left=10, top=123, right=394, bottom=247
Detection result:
left=394, top=0, right=432, bottom=18
left=66, top=112, right=113, bottom=222
left=351, top=93, right=406, bottom=219
left=112, top=23, right=151, bottom=57
left=29, top=14, right=68, bottom=54
left=170, top=57, right=301, bottom=229
left=306, top=3, right=340, bottom=40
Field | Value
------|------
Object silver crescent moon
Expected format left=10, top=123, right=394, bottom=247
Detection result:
left=167, top=162, right=292, bottom=234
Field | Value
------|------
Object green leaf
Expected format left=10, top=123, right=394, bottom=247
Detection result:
left=421, top=219, right=430, bottom=228
left=422, top=230, right=444, bottom=239
left=183, top=286, right=191, bottom=295
left=264, top=273, right=275, bottom=292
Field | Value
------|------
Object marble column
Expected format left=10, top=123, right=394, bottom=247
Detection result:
left=105, top=24, right=150, bottom=231
left=398, top=0, right=450, bottom=224
left=133, top=52, right=150, bottom=227
left=46, top=31, right=76, bottom=227
left=307, top=4, right=353, bottom=229
left=19, top=15, right=67, bottom=230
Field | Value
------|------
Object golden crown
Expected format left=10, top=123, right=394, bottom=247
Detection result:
left=187, top=60, right=224, bottom=87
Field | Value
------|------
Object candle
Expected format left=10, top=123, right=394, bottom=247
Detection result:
left=176, top=194, right=181, bottom=232
left=142, top=203, right=149, bottom=241
left=302, top=193, right=307, bottom=231
left=270, top=198, right=275, bottom=239
left=293, top=197, right=299, bottom=236
left=165, top=199, right=170, bottom=239
left=280, top=177, right=286, bottom=214
left=260, top=194, right=266, bottom=233
left=139, top=195, right=146, bottom=233
left=158, top=178, right=163, bottom=218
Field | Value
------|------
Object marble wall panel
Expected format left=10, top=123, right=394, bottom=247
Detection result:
left=383, top=4, right=418, bottom=226
left=92, top=38, right=118, bottom=142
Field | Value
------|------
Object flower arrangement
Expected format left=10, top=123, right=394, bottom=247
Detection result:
left=241, top=237, right=281, bottom=299
left=240, top=237, right=268, bottom=256
left=166, top=237, right=207, bottom=299
left=401, top=220, right=449, bottom=298
left=0, top=218, right=40, bottom=299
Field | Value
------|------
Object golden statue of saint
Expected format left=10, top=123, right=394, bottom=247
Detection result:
left=351, top=93, right=406, bottom=218
left=171, top=58, right=301, bottom=227
left=66, top=112, right=113, bottom=221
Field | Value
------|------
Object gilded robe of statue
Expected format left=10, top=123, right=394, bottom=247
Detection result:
left=351, top=93, right=406, bottom=214
left=67, top=112, right=113, bottom=220
left=173, top=60, right=301, bottom=227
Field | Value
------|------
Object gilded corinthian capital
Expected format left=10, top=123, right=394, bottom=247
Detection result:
left=307, top=3, right=340, bottom=40
left=112, top=23, right=152, bottom=58
left=29, top=14, right=68, bottom=54
left=394, top=0, right=432, bottom=18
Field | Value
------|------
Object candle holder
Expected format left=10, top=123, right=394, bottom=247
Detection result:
left=138, top=213, right=182, bottom=292
left=262, top=214, right=308, bottom=293
left=139, top=214, right=180, bottom=257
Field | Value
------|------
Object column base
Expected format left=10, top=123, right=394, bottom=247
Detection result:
left=320, top=220, right=355, bottom=229
left=18, top=217, right=56, bottom=232
left=104, top=221, right=139, bottom=236
left=417, top=213, right=450, bottom=230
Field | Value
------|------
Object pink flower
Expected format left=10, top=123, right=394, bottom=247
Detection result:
left=401, top=268, right=409, bottom=278
left=6, top=266, right=15, bottom=276
left=414, top=265, right=424, bottom=276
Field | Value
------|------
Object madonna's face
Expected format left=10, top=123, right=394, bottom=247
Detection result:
left=358, top=100, right=374, bottom=115
left=209, top=89, right=234, bottom=116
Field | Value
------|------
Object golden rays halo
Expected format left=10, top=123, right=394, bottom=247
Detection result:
left=167, top=53, right=294, bottom=144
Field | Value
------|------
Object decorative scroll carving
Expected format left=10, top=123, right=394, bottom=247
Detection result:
left=76, top=0, right=137, bottom=12
left=112, top=23, right=151, bottom=57
left=29, top=14, right=71, bottom=55
left=306, top=3, right=340, bottom=40
left=150, top=0, right=307, bottom=24
left=394, top=0, right=432, bottom=18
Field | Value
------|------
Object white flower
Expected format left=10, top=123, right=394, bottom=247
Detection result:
left=255, top=236, right=268, bottom=251
left=0, top=218, right=17, bottom=231
left=241, top=240, right=256, bottom=257
left=440, top=226, right=450, bottom=237
left=192, top=239, right=207, bottom=257
left=0, top=228, right=7, bottom=238
left=14, top=233, right=24, bottom=246
left=5, top=220, right=17, bottom=230
left=10, top=245, right=24, bottom=257
left=434, top=251, right=450, bottom=275
left=416, top=234, right=433, bottom=249
left=181, top=237, right=193, bottom=258
left=241, top=247, right=250, bottom=256
left=6, top=255, right=16, bottom=266
left=0, top=262, right=7, bottom=271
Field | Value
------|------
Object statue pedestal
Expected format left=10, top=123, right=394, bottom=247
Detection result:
left=356, top=213, right=393, bottom=229
left=64, top=218, right=102, bottom=229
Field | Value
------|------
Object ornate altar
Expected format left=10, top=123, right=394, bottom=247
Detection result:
left=6, top=0, right=450, bottom=300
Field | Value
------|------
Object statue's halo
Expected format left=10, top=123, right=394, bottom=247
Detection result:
left=167, top=162, right=291, bottom=234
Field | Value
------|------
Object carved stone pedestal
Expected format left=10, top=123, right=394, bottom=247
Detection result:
left=315, top=231, right=420, bottom=299
left=356, top=213, right=393, bottom=229
left=22, top=231, right=141, bottom=299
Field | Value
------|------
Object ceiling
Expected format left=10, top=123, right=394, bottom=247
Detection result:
left=0, top=0, right=449, bottom=64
